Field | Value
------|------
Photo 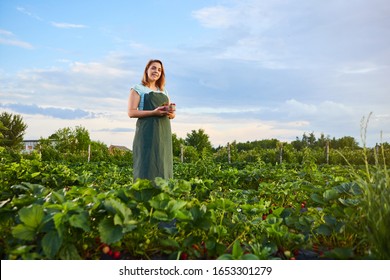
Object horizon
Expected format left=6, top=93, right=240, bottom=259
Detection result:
left=20, top=124, right=383, bottom=150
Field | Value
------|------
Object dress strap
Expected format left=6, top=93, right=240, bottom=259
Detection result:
left=131, top=84, right=169, bottom=110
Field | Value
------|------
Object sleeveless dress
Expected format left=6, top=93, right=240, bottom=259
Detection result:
left=131, top=84, right=173, bottom=181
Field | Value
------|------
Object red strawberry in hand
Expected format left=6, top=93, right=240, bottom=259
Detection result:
left=169, top=103, right=176, bottom=112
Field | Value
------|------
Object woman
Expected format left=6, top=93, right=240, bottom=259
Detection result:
left=128, top=59, right=175, bottom=181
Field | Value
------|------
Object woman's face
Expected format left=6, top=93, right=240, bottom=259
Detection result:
left=147, top=62, right=162, bottom=83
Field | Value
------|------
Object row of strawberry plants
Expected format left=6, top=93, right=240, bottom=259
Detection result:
left=0, top=158, right=379, bottom=259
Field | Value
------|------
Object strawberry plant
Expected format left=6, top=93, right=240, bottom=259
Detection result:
left=1, top=150, right=388, bottom=260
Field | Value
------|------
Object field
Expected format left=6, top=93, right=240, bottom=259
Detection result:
left=0, top=149, right=389, bottom=260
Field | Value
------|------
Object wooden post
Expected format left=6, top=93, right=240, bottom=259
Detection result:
left=88, top=144, right=91, bottom=162
left=375, top=143, right=380, bottom=163
left=227, top=142, right=231, bottom=164
left=180, top=144, right=184, bottom=163
left=325, top=141, right=329, bottom=164
left=279, top=144, right=283, bottom=164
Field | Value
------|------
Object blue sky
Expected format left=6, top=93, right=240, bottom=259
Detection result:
left=1, top=0, right=389, bottom=148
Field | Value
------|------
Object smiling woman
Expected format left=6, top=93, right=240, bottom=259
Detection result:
left=128, top=59, right=176, bottom=182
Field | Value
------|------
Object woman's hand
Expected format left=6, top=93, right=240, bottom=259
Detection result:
left=154, top=106, right=170, bottom=117
left=153, top=106, right=175, bottom=119
left=167, top=103, right=176, bottom=119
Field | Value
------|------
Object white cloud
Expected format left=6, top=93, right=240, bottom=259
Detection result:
left=0, top=29, right=33, bottom=49
left=191, top=0, right=390, bottom=71
left=0, top=29, right=14, bottom=36
left=215, top=37, right=288, bottom=69
left=284, top=99, right=318, bottom=115
left=192, top=1, right=280, bottom=31
left=338, top=64, right=383, bottom=75
left=70, top=61, right=131, bottom=77
left=51, top=22, right=88, bottom=29
left=179, top=106, right=262, bottom=114
left=171, top=111, right=306, bottom=147
left=18, top=113, right=134, bottom=147
left=16, top=6, right=43, bottom=21
left=0, top=38, right=33, bottom=49
left=2, top=54, right=137, bottom=109
left=192, top=6, right=236, bottom=29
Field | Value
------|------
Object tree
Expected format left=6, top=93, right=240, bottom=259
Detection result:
left=185, top=129, right=212, bottom=153
left=49, top=126, right=91, bottom=154
left=38, top=126, right=92, bottom=161
left=0, top=112, right=28, bottom=151
left=90, top=140, right=110, bottom=161
left=331, top=136, right=359, bottom=149
left=0, top=120, right=6, bottom=139
left=307, top=132, right=316, bottom=147
left=316, top=133, right=330, bottom=149
left=291, top=136, right=305, bottom=151
left=235, top=139, right=279, bottom=151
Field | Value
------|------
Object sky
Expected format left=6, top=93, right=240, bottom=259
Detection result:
left=1, top=0, right=389, bottom=148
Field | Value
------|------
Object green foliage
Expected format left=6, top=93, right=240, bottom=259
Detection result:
left=0, top=112, right=28, bottom=151
left=41, top=126, right=91, bottom=162
left=185, top=129, right=213, bottom=153
left=0, top=120, right=6, bottom=139
left=234, top=139, right=279, bottom=151
left=49, top=126, right=90, bottom=153
left=1, top=153, right=387, bottom=260
left=1, top=118, right=389, bottom=260
left=348, top=142, right=390, bottom=259
left=172, top=133, right=185, bottom=158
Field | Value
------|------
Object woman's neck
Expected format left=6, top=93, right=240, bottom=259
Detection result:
left=147, top=82, right=157, bottom=90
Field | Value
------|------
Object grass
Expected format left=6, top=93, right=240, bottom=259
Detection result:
left=350, top=113, right=390, bottom=259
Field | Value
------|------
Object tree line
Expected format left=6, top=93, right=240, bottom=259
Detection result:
left=1, top=111, right=389, bottom=165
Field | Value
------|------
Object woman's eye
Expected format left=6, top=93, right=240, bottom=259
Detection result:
left=150, top=66, right=161, bottom=72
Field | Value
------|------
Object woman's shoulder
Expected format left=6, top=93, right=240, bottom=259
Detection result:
left=131, top=84, right=149, bottom=95
left=131, top=84, right=168, bottom=95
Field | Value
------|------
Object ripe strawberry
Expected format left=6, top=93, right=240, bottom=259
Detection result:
left=192, top=244, right=200, bottom=251
left=169, top=103, right=176, bottom=111
left=181, top=252, right=188, bottom=260
left=102, top=245, right=111, bottom=254
left=201, top=241, right=207, bottom=255
left=112, top=251, right=121, bottom=259
left=262, top=214, right=267, bottom=220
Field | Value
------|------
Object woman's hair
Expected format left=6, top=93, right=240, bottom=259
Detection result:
left=142, top=59, right=166, bottom=91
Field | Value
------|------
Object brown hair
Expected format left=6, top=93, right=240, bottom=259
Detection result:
left=141, top=59, right=166, bottom=91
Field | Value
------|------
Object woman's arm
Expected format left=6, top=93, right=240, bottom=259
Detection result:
left=127, top=89, right=169, bottom=118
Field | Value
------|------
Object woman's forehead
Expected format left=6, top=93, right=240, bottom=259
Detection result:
left=149, top=62, right=162, bottom=68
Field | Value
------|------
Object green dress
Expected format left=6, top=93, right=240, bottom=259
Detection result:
left=132, top=84, right=173, bottom=181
